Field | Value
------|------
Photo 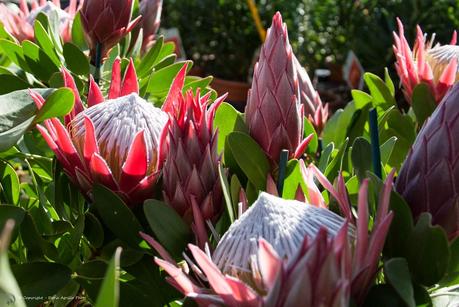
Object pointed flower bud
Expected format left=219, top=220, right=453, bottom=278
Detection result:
left=161, top=65, right=226, bottom=246
left=0, top=0, right=80, bottom=42
left=34, top=58, right=168, bottom=206
left=245, top=12, right=308, bottom=164
left=393, top=18, right=458, bottom=103
left=80, top=0, right=141, bottom=59
left=139, top=0, right=162, bottom=50
left=396, top=83, right=459, bottom=240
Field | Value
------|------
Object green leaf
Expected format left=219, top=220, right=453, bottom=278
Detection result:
left=411, top=83, right=436, bottom=126
left=384, top=68, right=395, bottom=96
left=34, top=20, right=61, bottom=67
left=218, top=163, right=235, bottom=223
left=0, top=220, right=26, bottom=307
left=352, top=90, right=373, bottom=109
left=95, top=247, right=122, bottom=307
left=380, top=136, right=397, bottom=166
left=53, top=280, right=80, bottom=307
left=384, top=258, right=416, bottom=307
left=146, top=61, right=192, bottom=98
left=0, top=75, right=30, bottom=95
left=0, top=161, right=20, bottom=204
left=183, top=76, right=213, bottom=95
left=93, top=185, right=144, bottom=249
left=63, top=43, right=90, bottom=75
left=12, top=262, right=71, bottom=306
left=22, top=40, right=59, bottom=82
left=351, top=137, right=372, bottom=183
left=84, top=212, right=104, bottom=248
left=0, top=205, right=25, bottom=243
left=71, top=12, right=88, bottom=50
left=282, top=160, right=304, bottom=200
left=364, top=72, right=396, bottom=107
left=226, top=132, right=270, bottom=191
left=322, top=101, right=357, bottom=147
left=137, top=36, right=163, bottom=77
left=303, top=118, right=318, bottom=154
left=143, top=199, right=192, bottom=258
left=213, top=102, right=248, bottom=154
left=406, top=213, right=450, bottom=286
left=363, top=284, right=405, bottom=307
left=0, top=39, right=27, bottom=69
left=318, top=142, right=334, bottom=172
left=324, top=138, right=349, bottom=181
left=35, top=88, right=74, bottom=122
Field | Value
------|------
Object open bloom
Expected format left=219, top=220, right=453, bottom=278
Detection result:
left=80, top=0, right=141, bottom=59
left=0, top=0, right=80, bottom=42
left=146, top=173, right=394, bottom=306
left=33, top=58, right=168, bottom=206
left=161, top=64, right=226, bottom=247
left=245, top=12, right=310, bottom=164
left=396, top=83, right=459, bottom=240
left=393, top=18, right=458, bottom=104
left=294, top=55, right=329, bottom=133
left=139, top=0, right=162, bottom=51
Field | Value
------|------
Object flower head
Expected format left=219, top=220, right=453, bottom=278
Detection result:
left=393, top=18, right=458, bottom=104
left=139, top=0, right=162, bottom=51
left=396, top=83, right=459, bottom=240
left=80, top=0, right=141, bottom=59
left=0, top=0, right=80, bottom=42
left=34, top=58, right=168, bottom=206
left=245, top=12, right=310, bottom=164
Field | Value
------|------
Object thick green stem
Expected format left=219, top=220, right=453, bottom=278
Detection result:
left=277, top=149, right=289, bottom=197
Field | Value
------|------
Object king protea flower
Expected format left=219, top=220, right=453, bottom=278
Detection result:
left=396, top=83, right=459, bottom=240
left=139, top=0, right=162, bottom=51
left=294, top=56, right=329, bottom=133
left=33, top=58, right=168, bottom=206
left=393, top=18, right=458, bottom=104
left=245, top=12, right=310, bottom=164
left=143, top=172, right=394, bottom=306
left=80, top=0, right=141, bottom=60
left=0, top=0, right=80, bottom=42
left=161, top=65, right=226, bottom=247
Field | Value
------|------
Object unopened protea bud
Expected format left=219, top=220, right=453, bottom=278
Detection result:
left=245, top=12, right=309, bottom=164
left=80, top=0, right=141, bottom=60
left=139, top=0, right=162, bottom=50
left=161, top=65, right=226, bottom=246
left=294, top=55, right=329, bottom=133
left=34, top=58, right=168, bottom=206
left=212, top=192, right=350, bottom=288
left=396, top=83, right=459, bottom=240
left=0, top=0, right=79, bottom=42
left=393, top=18, right=458, bottom=104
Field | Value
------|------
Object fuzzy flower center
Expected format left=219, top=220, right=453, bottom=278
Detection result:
left=25, top=1, right=69, bottom=27
left=70, top=93, right=168, bottom=180
left=426, top=44, right=459, bottom=82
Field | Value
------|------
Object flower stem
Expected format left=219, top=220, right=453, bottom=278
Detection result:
left=94, top=43, right=102, bottom=84
left=277, top=149, right=289, bottom=197
left=369, top=108, right=382, bottom=178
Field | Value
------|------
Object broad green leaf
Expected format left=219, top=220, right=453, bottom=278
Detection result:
left=226, top=132, right=270, bottom=191
left=57, top=216, right=85, bottom=264
left=84, top=212, right=104, bottom=248
left=0, top=75, right=29, bottom=95
left=218, top=163, right=235, bottom=223
left=0, top=39, right=26, bottom=69
left=93, top=185, right=144, bottom=249
left=324, top=138, right=349, bottom=181
left=352, top=90, right=373, bottom=109
left=20, top=213, right=58, bottom=261
left=137, top=36, right=163, bottom=77
left=282, top=160, right=305, bottom=200
left=22, top=40, right=59, bottom=82
left=143, top=199, right=191, bottom=258
left=53, top=280, right=80, bottom=307
left=0, top=220, right=26, bottom=307
left=146, top=61, right=191, bottom=98
left=12, top=262, right=71, bottom=306
left=0, top=161, right=20, bottom=204
left=322, top=101, right=357, bottom=147
left=0, top=205, right=25, bottom=244
left=411, top=83, right=436, bottom=126
left=213, top=102, right=248, bottom=154
left=303, top=118, right=318, bottom=154
left=63, top=43, right=89, bottom=75
left=384, top=258, right=415, bottom=307
left=71, top=13, right=88, bottom=50
left=364, top=72, right=396, bottom=107
left=380, top=136, right=397, bottom=166
left=318, top=142, right=334, bottom=172
left=35, top=88, right=74, bottom=122
left=34, top=20, right=61, bottom=67
left=351, top=137, right=372, bottom=183
left=384, top=68, right=395, bottom=96
left=183, top=76, right=213, bottom=95
left=155, top=42, right=176, bottom=65
left=406, top=213, right=450, bottom=286
left=94, top=247, right=122, bottom=307
left=363, top=284, right=405, bottom=306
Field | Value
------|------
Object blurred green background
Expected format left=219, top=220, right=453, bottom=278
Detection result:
left=162, top=0, right=459, bottom=82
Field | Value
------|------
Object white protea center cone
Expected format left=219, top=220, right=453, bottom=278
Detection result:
left=212, top=192, right=352, bottom=287
left=426, top=45, right=459, bottom=81
left=70, top=93, right=168, bottom=180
